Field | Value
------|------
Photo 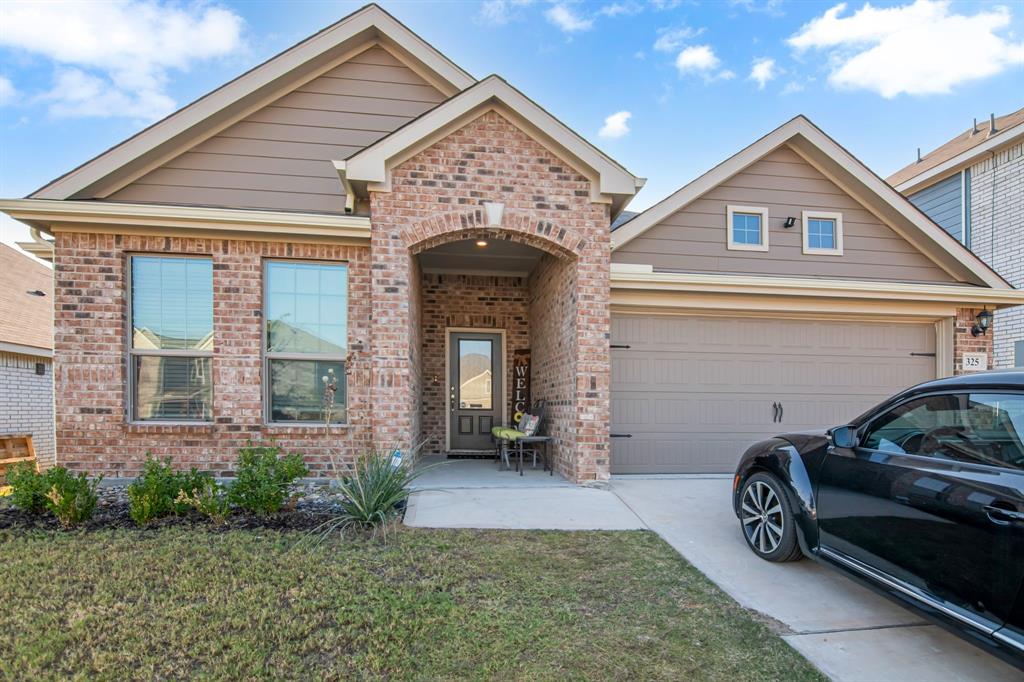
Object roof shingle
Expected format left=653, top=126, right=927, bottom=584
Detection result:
left=887, top=107, right=1024, bottom=187
left=0, top=244, right=53, bottom=352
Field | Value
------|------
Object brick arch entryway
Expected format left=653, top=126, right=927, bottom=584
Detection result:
left=366, top=110, right=613, bottom=482
left=404, top=211, right=583, bottom=474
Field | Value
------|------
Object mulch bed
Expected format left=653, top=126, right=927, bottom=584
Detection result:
left=0, top=484, right=392, bottom=532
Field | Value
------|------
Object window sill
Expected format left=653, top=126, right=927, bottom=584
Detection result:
left=125, top=422, right=216, bottom=434
left=262, top=423, right=351, bottom=435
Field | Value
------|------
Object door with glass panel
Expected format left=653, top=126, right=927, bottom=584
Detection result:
left=448, top=331, right=502, bottom=451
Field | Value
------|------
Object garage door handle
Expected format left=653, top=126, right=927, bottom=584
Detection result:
left=778, top=403, right=783, bottom=423
left=772, top=402, right=779, bottom=423
left=610, top=433, right=633, bottom=438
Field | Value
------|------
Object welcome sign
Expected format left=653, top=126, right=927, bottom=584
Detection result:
left=512, top=349, right=531, bottom=422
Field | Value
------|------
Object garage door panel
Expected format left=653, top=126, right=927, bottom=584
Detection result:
left=611, top=314, right=937, bottom=474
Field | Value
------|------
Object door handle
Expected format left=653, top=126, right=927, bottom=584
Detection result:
left=778, top=402, right=783, bottom=423
left=772, top=402, right=779, bottom=423
left=984, top=505, right=1024, bottom=524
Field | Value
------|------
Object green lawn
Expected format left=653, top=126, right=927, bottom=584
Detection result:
left=0, top=527, right=822, bottom=680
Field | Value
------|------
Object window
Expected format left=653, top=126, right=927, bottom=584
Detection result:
left=129, top=255, right=213, bottom=421
left=726, top=205, right=769, bottom=251
left=861, top=392, right=1024, bottom=470
left=802, top=211, right=843, bottom=255
left=264, top=260, right=348, bottom=424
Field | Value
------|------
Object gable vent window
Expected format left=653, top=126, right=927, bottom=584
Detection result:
left=802, top=211, right=843, bottom=256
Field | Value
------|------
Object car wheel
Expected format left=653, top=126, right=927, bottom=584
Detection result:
left=739, top=473, right=802, bottom=562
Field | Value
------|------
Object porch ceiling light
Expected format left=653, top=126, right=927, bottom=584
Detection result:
left=971, top=308, right=993, bottom=337
left=476, top=240, right=488, bottom=247
left=483, top=201, right=504, bottom=227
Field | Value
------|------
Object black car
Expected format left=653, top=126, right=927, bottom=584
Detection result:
left=733, top=369, right=1024, bottom=667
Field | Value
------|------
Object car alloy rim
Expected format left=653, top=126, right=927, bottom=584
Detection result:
left=742, top=481, right=784, bottom=554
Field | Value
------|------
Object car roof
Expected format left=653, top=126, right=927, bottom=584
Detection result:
left=908, top=369, right=1024, bottom=393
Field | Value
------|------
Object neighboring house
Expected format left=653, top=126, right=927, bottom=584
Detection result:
left=1, top=4, right=1021, bottom=482
left=0, top=244, right=55, bottom=467
left=889, top=108, right=1024, bottom=369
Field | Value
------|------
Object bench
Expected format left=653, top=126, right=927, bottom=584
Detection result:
left=0, top=434, right=38, bottom=494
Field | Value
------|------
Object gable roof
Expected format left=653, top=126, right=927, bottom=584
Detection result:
left=30, top=4, right=474, bottom=202
left=338, top=75, right=644, bottom=216
left=612, top=115, right=1010, bottom=290
left=888, top=107, right=1024, bottom=192
left=0, top=244, right=53, bottom=355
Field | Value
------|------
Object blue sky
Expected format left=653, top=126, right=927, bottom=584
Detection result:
left=2, top=0, right=1023, bottom=256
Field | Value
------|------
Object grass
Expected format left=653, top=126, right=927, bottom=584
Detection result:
left=0, top=527, right=822, bottom=680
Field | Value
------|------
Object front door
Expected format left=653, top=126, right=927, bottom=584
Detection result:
left=449, top=331, right=502, bottom=451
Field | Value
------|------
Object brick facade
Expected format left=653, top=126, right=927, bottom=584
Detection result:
left=52, top=233, right=372, bottom=476
left=953, top=307, right=995, bottom=375
left=419, top=273, right=529, bottom=454
left=370, top=110, right=612, bottom=481
left=0, top=352, right=55, bottom=468
left=969, top=140, right=1024, bottom=368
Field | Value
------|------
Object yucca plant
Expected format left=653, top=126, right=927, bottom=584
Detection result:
left=305, top=441, right=438, bottom=545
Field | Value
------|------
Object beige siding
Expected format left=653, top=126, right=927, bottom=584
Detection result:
left=109, top=46, right=446, bottom=213
left=614, top=145, right=957, bottom=283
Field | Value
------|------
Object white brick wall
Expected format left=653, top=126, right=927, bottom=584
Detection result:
left=0, top=351, right=55, bottom=467
left=969, top=140, right=1024, bottom=368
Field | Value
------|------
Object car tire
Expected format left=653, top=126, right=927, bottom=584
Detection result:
left=739, top=472, right=803, bottom=562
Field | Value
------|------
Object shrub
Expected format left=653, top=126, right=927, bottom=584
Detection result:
left=306, top=448, right=433, bottom=545
left=44, top=468, right=101, bottom=527
left=6, top=462, right=50, bottom=514
left=127, top=456, right=212, bottom=526
left=228, top=443, right=308, bottom=515
left=176, top=477, right=230, bottom=525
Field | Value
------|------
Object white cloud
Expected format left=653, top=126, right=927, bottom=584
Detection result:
left=674, top=45, right=733, bottom=81
left=749, top=57, right=779, bottom=89
left=653, top=25, right=701, bottom=53
left=729, top=0, right=785, bottom=17
left=0, top=0, right=245, bottom=120
left=599, top=110, right=632, bottom=138
left=0, top=76, right=15, bottom=105
left=781, top=80, right=806, bottom=95
left=477, top=0, right=534, bottom=26
left=788, top=0, right=1024, bottom=97
left=599, top=2, right=642, bottom=17
left=545, top=4, right=594, bottom=33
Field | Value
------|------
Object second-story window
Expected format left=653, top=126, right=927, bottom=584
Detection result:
left=726, top=205, right=770, bottom=251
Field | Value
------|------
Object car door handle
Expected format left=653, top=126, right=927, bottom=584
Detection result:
left=984, top=505, right=1024, bottom=524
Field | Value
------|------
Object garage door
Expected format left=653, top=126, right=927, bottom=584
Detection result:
left=611, top=314, right=937, bottom=474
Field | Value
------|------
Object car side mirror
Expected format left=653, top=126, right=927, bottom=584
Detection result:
left=828, top=425, right=858, bottom=449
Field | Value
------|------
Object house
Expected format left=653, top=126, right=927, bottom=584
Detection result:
left=888, top=108, right=1024, bottom=369
left=0, top=244, right=55, bottom=467
left=1, top=4, right=1021, bottom=481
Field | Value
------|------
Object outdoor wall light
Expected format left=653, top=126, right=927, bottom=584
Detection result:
left=476, top=240, right=488, bottom=247
left=483, top=201, right=504, bottom=227
left=971, top=308, right=993, bottom=337
left=783, top=217, right=796, bottom=228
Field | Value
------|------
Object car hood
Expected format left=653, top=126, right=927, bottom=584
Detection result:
left=777, top=430, right=829, bottom=452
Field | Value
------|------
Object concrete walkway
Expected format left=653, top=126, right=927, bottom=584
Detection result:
left=611, top=477, right=1021, bottom=682
left=404, top=457, right=645, bottom=530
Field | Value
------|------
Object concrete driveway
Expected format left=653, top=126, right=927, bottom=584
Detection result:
left=612, top=477, right=1021, bottom=682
